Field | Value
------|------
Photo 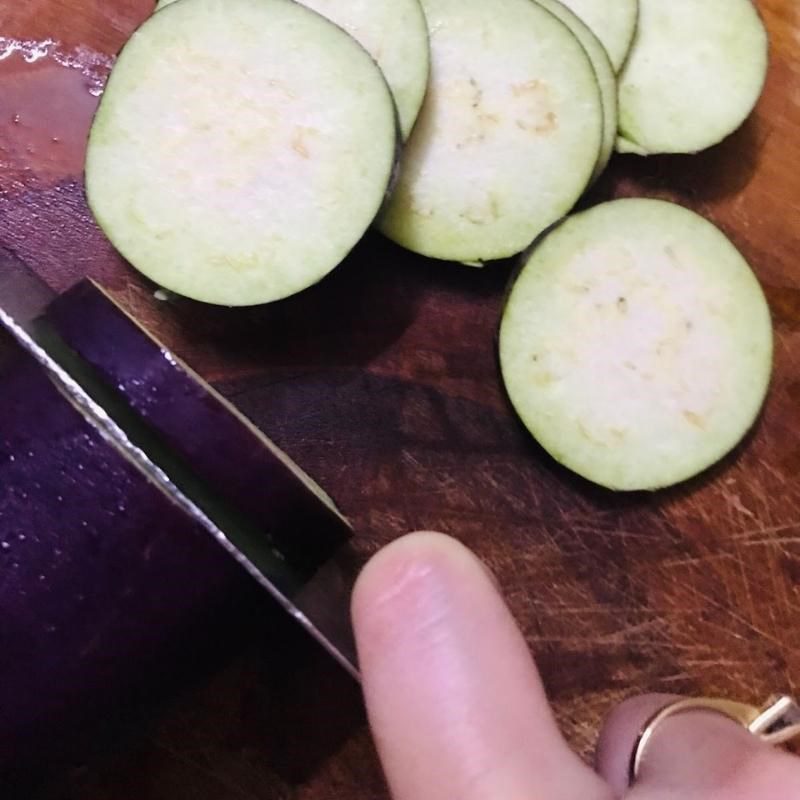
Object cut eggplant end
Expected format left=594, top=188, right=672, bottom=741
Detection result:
left=499, top=198, right=773, bottom=492
left=378, top=0, right=603, bottom=263
left=617, top=0, right=768, bottom=155
left=558, top=0, right=638, bottom=73
left=88, top=0, right=397, bottom=306
left=42, top=279, right=352, bottom=574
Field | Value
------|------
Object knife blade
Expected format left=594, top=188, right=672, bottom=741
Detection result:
left=0, top=251, right=360, bottom=679
left=0, top=246, right=56, bottom=323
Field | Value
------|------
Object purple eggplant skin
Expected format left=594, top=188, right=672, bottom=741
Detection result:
left=0, top=344, right=250, bottom=777
left=44, top=281, right=351, bottom=577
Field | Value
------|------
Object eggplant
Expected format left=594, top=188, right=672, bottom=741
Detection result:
left=43, top=280, right=351, bottom=576
left=0, top=341, right=248, bottom=776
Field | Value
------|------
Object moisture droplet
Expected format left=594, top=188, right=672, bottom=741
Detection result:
left=1, top=541, right=10, bottom=551
left=17, top=533, right=25, bottom=542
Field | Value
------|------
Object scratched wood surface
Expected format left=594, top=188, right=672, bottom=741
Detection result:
left=1, top=1, right=800, bottom=797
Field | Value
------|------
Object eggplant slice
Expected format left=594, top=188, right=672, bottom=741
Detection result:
left=499, top=199, right=773, bottom=491
left=378, top=0, right=604, bottom=265
left=617, top=0, right=768, bottom=154
left=87, top=0, right=398, bottom=305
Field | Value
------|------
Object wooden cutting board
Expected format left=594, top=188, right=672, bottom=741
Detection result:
left=2, top=1, right=799, bottom=797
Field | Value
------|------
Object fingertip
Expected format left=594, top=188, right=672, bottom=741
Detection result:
left=351, top=531, right=481, bottom=646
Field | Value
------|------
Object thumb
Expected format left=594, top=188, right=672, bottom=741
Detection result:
left=351, top=532, right=611, bottom=800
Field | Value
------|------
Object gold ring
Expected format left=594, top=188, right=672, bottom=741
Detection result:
left=629, top=695, right=800, bottom=784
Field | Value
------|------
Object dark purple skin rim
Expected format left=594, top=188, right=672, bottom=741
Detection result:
left=0, top=343, right=252, bottom=777
left=43, top=280, right=352, bottom=576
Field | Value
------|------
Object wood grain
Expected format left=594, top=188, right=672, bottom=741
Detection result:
left=2, top=1, right=800, bottom=797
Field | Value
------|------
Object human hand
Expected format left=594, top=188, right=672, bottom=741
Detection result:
left=352, top=532, right=800, bottom=799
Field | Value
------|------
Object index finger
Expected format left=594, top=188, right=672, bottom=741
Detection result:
left=352, top=532, right=612, bottom=800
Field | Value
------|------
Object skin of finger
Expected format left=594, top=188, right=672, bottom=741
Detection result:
left=596, top=694, right=800, bottom=799
left=352, top=531, right=613, bottom=800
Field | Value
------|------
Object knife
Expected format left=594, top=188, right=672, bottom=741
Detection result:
left=0, top=250, right=361, bottom=680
